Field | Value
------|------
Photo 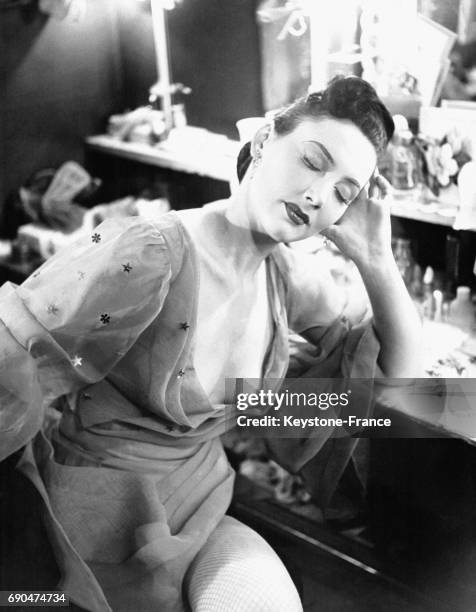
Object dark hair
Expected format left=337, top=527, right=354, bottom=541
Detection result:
left=237, top=76, right=394, bottom=182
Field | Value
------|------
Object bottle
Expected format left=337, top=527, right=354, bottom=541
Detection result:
left=448, top=286, right=474, bottom=334
left=393, top=238, right=414, bottom=287
left=390, top=131, right=419, bottom=190
left=433, top=290, right=444, bottom=323
left=409, top=264, right=423, bottom=300
left=444, top=234, right=460, bottom=299
left=422, top=266, right=435, bottom=320
left=388, top=115, right=418, bottom=191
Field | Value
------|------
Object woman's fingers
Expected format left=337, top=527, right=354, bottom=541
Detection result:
left=374, top=174, right=392, bottom=198
left=368, top=172, right=392, bottom=201
left=320, top=225, right=339, bottom=242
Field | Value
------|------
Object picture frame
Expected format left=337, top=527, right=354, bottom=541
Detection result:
left=415, top=14, right=457, bottom=105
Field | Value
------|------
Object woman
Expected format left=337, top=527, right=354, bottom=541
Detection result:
left=0, top=76, right=421, bottom=611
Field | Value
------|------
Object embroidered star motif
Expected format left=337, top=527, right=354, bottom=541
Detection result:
left=47, top=304, right=59, bottom=315
left=72, top=355, right=83, bottom=367
left=82, top=392, right=92, bottom=400
left=177, top=368, right=186, bottom=378
left=122, top=263, right=132, bottom=273
left=32, top=271, right=40, bottom=278
left=165, top=423, right=175, bottom=432
left=179, top=322, right=190, bottom=331
left=91, top=233, right=101, bottom=243
left=100, top=313, right=111, bottom=325
left=77, top=270, right=85, bottom=280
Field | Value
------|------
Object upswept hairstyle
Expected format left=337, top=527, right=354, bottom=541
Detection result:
left=237, top=75, right=395, bottom=182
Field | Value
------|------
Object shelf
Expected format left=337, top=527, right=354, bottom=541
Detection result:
left=86, top=133, right=239, bottom=184
left=389, top=197, right=456, bottom=227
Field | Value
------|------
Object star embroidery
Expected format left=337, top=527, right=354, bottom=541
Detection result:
left=100, top=313, right=111, bottom=325
left=179, top=322, right=190, bottom=331
left=91, top=233, right=101, bottom=243
left=122, top=263, right=132, bottom=273
left=165, top=423, right=175, bottom=432
left=77, top=270, right=85, bottom=280
left=177, top=368, right=186, bottom=378
left=47, top=304, right=59, bottom=315
left=82, top=392, right=92, bottom=400
left=33, top=271, right=40, bottom=278
left=72, top=355, right=83, bottom=367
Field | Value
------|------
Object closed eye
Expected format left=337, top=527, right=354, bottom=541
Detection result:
left=334, top=188, right=351, bottom=205
left=302, top=156, right=322, bottom=172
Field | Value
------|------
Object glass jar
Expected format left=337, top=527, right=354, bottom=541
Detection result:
left=389, top=129, right=419, bottom=190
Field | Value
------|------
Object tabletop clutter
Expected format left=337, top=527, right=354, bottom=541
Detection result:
left=2, top=160, right=171, bottom=263
left=377, top=108, right=476, bottom=374
left=388, top=231, right=476, bottom=376
left=380, top=108, right=476, bottom=230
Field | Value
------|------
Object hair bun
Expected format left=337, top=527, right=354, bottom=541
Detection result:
left=324, top=76, right=395, bottom=144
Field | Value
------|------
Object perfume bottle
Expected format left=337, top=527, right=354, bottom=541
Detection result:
left=448, top=286, right=474, bottom=334
left=388, top=115, right=419, bottom=190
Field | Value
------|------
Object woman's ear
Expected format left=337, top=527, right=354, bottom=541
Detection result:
left=250, top=123, right=272, bottom=159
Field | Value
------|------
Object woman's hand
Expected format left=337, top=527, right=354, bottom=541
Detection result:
left=321, top=172, right=423, bottom=378
left=321, top=173, right=393, bottom=271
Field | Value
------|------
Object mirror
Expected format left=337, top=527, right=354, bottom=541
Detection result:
left=257, top=0, right=476, bottom=113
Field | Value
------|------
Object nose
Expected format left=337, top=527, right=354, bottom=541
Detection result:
left=303, top=182, right=324, bottom=209
left=304, top=193, right=321, bottom=209
left=304, top=176, right=333, bottom=209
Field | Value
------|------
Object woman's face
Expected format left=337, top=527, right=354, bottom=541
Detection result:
left=248, top=116, right=377, bottom=242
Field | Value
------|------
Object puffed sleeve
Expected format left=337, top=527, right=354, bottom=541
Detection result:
left=0, top=216, right=175, bottom=462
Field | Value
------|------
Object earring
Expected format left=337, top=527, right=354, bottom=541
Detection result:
left=250, top=152, right=261, bottom=179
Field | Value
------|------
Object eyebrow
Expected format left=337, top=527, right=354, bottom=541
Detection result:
left=306, top=140, right=334, bottom=165
left=305, top=140, right=361, bottom=190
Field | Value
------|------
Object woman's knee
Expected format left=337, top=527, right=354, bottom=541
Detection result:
left=185, top=516, right=303, bottom=612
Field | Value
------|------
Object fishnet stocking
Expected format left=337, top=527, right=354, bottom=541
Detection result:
left=185, top=516, right=303, bottom=612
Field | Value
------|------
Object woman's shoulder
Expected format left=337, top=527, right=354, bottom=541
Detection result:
left=38, top=212, right=189, bottom=284
left=174, top=201, right=230, bottom=249
left=90, top=211, right=185, bottom=257
left=175, top=200, right=228, bottom=229
left=95, top=210, right=183, bottom=241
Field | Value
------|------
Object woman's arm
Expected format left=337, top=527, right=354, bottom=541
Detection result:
left=354, top=251, right=422, bottom=377
left=0, top=216, right=174, bottom=462
left=321, top=174, right=423, bottom=378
